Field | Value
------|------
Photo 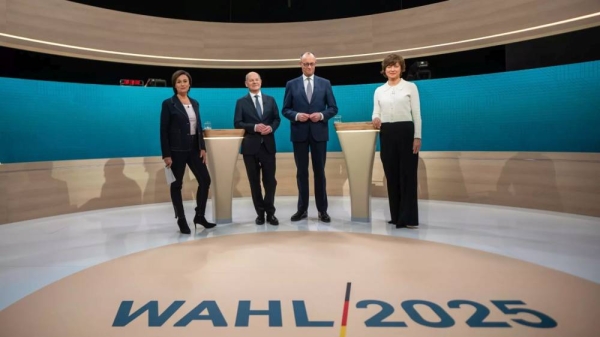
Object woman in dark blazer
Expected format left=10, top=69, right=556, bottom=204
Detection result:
left=160, top=70, right=216, bottom=234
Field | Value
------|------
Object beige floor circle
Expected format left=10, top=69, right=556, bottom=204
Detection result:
left=0, top=232, right=598, bottom=337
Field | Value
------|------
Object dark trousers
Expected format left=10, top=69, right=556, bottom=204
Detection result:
left=293, top=138, right=328, bottom=212
left=170, top=136, right=211, bottom=219
left=380, top=122, right=419, bottom=226
left=243, top=143, right=277, bottom=216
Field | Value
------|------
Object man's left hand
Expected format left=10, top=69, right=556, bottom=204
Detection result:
left=260, top=126, right=272, bottom=135
left=309, top=113, right=322, bottom=122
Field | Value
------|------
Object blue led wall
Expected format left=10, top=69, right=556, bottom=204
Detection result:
left=1, top=61, right=599, bottom=163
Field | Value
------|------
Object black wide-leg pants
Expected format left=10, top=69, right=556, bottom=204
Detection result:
left=380, top=122, right=419, bottom=226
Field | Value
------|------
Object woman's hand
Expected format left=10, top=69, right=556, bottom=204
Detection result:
left=163, top=157, right=173, bottom=168
left=372, top=117, right=382, bottom=129
left=200, top=150, right=207, bottom=164
left=413, top=138, right=422, bottom=154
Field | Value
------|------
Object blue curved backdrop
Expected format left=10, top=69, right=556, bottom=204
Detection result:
left=1, top=61, right=599, bottom=163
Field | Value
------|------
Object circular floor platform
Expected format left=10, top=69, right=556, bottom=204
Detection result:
left=0, top=197, right=599, bottom=336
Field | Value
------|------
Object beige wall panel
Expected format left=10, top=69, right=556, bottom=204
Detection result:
left=0, top=0, right=6, bottom=30
left=1, top=152, right=599, bottom=224
left=0, top=172, right=7, bottom=224
left=1, top=0, right=599, bottom=68
left=417, top=152, right=600, bottom=215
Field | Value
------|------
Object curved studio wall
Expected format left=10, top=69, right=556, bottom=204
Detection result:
left=1, top=0, right=600, bottom=223
left=0, top=61, right=600, bottom=163
left=1, top=61, right=600, bottom=163
left=1, top=61, right=599, bottom=224
left=0, top=0, right=599, bottom=67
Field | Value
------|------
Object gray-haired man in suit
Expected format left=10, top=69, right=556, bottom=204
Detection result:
left=282, top=52, right=338, bottom=222
left=234, top=72, right=281, bottom=225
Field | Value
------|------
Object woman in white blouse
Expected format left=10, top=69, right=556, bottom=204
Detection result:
left=160, top=70, right=216, bottom=234
left=372, top=54, right=422, bottom=228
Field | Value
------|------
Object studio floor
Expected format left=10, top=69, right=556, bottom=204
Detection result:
left=0, top=196, right=599, bottom=336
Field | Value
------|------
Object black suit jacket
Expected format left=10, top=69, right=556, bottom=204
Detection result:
left=160, top=95, right=206, bottom=158
left=234, top=93, right=281, bottom=155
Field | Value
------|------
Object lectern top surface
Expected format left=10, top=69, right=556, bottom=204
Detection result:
left=334, top=122, right=378, bottom=131
left=203, top=129, right=245, bottom=138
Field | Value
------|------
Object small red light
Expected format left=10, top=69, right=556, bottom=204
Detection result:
left=120, top=79, right=144, bottom=86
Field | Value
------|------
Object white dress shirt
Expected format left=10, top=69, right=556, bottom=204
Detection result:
left=251, top=91, right=264, bottom=115
left=302, top=74, right=312, bottom=93
left=295, top=75, right=323, bottom=121
left=372, top=79, right=422, bottom=139
left=250, top=91, right=272, bottom=133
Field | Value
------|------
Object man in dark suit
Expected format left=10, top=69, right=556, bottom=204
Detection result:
left=234, top=72, right=281, bottom=225
left=282, top=52, right=338, bottom=222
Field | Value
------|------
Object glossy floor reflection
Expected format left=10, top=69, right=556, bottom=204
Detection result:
left=1, top=196, right=599, bottom=311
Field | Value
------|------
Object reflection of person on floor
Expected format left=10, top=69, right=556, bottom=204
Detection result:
left=234, top=72, right=281, bottom=226
left=372, top=54, right=422, bottom=229
left=160, top=70, right=216, bottom=234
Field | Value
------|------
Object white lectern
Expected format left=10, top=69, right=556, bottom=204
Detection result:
left=203, top=129, right=244, bottom=224
left=334, top=122, right=379, bottom=222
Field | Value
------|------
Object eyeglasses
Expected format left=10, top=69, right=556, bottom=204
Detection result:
left=302, top=63, right=316, bottom=67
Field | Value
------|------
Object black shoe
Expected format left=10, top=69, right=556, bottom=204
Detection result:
left=291, top=210, right=307, bottom=221
left=387, top=220, right=396, bottom=224
left=255, top=215, right=265, bottom=225
left=318, top=211, right=331, bottom=223
left=395, top=220, right=407, bottom=229
left=267, top=214, right=279, bottom=226
left=194, top=214, right=216, bottom=229
left=177, top=218, right=191, bottom=234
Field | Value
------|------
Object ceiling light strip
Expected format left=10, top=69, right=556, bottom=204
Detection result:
left=0, top=12, right=598, bottom=63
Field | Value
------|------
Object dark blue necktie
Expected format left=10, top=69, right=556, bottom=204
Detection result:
left=254, top=95, right=262, bottom=119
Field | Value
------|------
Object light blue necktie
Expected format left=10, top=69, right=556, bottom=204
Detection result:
left=254, top=95, right=262, bottom=119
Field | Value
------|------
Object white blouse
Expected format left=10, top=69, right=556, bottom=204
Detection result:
left=183, top=104, right=197, bottom=135
left=372, top=79, right=422, bottom=139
